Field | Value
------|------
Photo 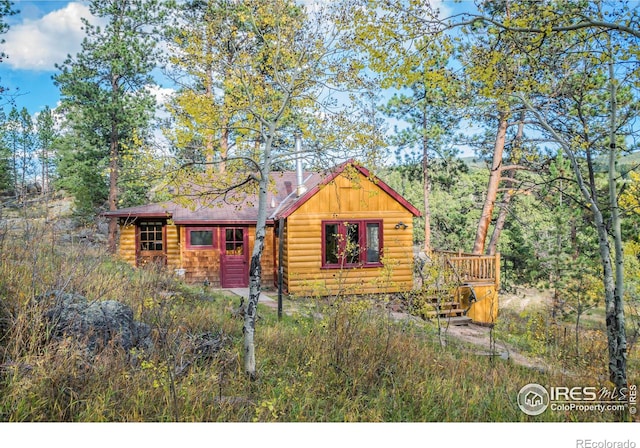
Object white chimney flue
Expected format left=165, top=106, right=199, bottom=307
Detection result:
left=295, top=132, right=307, bottom=197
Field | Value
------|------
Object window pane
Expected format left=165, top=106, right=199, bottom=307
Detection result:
left=366, top=223, right=380, bottom=263
left=325, top=224, right=339, bottom=264
left=226, top=243, right=243, bottom=255
left=139, top=222, right=163, bottom=252
left=223, top=228, right=244, bottom=254
left=346, top=223, right=360, bottom=264
left=190, top=230, right=213, bottom=246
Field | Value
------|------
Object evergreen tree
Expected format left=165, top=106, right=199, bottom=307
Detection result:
left=0, top=110, right=11, bottom=194
left=17, top=107, right=35, bottom=198
left=54, top=117, right=108, bottom=221
left=383, top=79, right=462, bottom=253
left=0, top=0, right=17, bottom=96
left=5, top=107, right=19, bottom=200
left=54, top=0, right=163, bottom=248
left=36, top=106, right=56, bottom=195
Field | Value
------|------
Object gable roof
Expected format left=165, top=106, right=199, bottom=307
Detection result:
left=103, top=160, right=421, bottom=224
left=274, top=160, right=421, bottom=219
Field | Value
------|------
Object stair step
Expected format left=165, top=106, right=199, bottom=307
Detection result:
left=444, top=316, right=472, bottom=326
left=424, top=308, right=465, bottom=318
left=422, top=301, right=459, bottom=308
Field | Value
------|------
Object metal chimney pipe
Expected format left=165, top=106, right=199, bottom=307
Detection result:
left=295, top=132, right=307, bottom=197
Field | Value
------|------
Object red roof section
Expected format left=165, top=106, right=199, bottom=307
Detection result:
left=103, top=161, right=421, bottom=223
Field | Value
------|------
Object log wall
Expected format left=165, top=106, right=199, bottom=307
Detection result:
left=166, top=224, right=180, bottom=269
left=284, top=173, right=415, bottom=296
left=252, top=225, right=276, bottom=287
left=119, top=224, right=137, bottom=266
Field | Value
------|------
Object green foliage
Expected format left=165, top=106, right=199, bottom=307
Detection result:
left=17, top=107, right=35, bottom=195
left=0, top=110, right=12, bottom=194
left=0, top=106, right=39, bottom=198
left=495, top=308, right=557, bottom=362
left=35, top=106, right=56, bottom=194
left=53, top=0, right=163, bottom=219
left=164, top=0, right=385, bottom=194
left=117, top=133, right=166, bottom=208
left=0, top=154, right=10, bottom=194
left=494, top=305, right=618, bottom=381
left=383, top=162, right=481, bottom=250
left=54, top=132, right=108, bottom=221
left=3, top=107, right=20, bottom=197
left=1, top=223, right=635, bottom=421
left=623, top=240, right=640, bottom=353
left=0, top=0, right=16, bottom=68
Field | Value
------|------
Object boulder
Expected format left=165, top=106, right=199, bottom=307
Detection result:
left=38, top=290, right=152, bottom=354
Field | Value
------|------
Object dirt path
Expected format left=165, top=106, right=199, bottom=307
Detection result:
left=439, top=321, right=547, bottom=371
left=439, top=287, right=556, bottom=371
left=228, top=286, right=553, bottom=372
left=388, top=287, right=556, bottom=371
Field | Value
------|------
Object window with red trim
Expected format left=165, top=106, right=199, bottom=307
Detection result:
left=322, top=220, right=382, bottom=268
left=186, top=227, right=216, bottom=249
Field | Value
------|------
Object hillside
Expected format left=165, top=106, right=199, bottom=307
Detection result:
left=0, top=201, right=637, bottom=422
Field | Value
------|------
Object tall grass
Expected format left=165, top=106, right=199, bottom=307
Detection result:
left=0, top=222, right=634, bottom=421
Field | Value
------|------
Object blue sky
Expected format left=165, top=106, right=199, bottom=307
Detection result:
left=0, top=0, right=470, bottom=161
left=0, top=1, right=92, bottom=114
left=0, top=0, right=463, bottom=116
left=0, top=0, right=481, bottom=161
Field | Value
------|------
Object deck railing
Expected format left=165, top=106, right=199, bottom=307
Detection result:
left=433, top=250, right=500, bottom=285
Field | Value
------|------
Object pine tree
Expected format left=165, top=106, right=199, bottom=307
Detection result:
left=0, top=110, right=11, bottom=194
left=36, top=106, right=55, bottom=195
left=54, top=0, right=163, bottom=248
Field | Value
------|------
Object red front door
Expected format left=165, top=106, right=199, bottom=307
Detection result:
left=221, top=227, right=249, bottom=288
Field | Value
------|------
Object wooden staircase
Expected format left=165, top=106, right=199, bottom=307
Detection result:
left=417, top=251, right=501, bottom=326
left=421, top=298, right=472, bottom=326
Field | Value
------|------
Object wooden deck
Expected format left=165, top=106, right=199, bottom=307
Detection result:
left=427, top=251, right=500, bottom=325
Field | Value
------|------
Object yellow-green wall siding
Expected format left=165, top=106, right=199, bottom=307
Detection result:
left=119, top=224, right=136, bottom=265
left=285, top=173, right=415, bottom=295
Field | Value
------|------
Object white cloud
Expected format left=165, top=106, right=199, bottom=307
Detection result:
left=431, top=0, right=454, bottom=19
left=3, top=2, right=92, bottom=71
left=146, top=84, right=175, bottom=106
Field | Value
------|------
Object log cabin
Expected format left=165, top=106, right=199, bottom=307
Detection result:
left=104, top=160, right=500, bottom=324
left=104, top=160, right=421, bottom=296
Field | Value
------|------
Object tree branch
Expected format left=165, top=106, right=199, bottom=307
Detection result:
left=456, top=14, right=640, bottom=39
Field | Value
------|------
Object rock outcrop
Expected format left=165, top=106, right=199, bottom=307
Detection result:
left=38, top=290, right=152, bottom=354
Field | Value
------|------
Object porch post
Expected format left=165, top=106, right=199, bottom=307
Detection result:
left=277, top=217, right=284, bottom=320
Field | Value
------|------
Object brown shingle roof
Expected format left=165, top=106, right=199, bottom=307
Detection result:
left=104, top=170, right=319, bottom=223
left=103, top=161, right=420, bottom=223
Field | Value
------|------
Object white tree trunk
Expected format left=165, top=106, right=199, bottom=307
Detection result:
left=243, top=128, right=273, bottom=378
left=521, top=94, right=627, bottom=390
